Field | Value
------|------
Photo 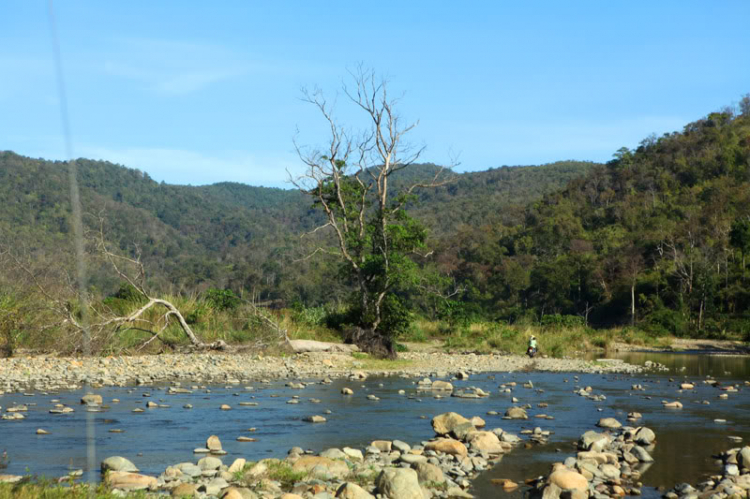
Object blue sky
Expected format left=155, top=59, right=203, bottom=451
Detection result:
left=2, top=1, right=749, bottom=187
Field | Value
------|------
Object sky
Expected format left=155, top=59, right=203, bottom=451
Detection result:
left=2, top=1, right=749, bottom=188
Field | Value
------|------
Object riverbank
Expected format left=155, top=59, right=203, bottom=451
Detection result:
left=611, top=337, right=750, bottom=355
left=0, top=350, right=645, bottom=393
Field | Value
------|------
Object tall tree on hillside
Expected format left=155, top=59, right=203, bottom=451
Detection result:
left=292, top=68, right=453, bottom=358
left=730, top=217, right=750, bottom=281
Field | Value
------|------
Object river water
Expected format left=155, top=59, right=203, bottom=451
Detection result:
left=0, top=352, right=748, bottom=498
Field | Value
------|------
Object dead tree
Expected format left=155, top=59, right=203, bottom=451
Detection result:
left=291, top=67, right=456, bottom=357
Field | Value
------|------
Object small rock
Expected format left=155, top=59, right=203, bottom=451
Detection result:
left=304, top=415, right=327, bottom=423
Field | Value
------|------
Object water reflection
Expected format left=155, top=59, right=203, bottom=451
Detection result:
left=603, top=351, right=750, bottom=379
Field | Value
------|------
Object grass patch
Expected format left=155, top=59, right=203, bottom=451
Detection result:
left=350, top=352, right=414, bottom=370
left=0, top=480, right=149, bottom=499
left=616, top=327, right=674, bottom=349
left=433, top=321, right=629, bottom=358
left=266, top=461, right=308, bottom=487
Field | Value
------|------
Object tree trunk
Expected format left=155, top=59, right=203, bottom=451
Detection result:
left=631, top=283, right=636, bottom=327
left=344, top=326, right=396, bottom=359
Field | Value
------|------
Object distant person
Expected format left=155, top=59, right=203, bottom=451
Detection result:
left=527, top=335, right=538, bottom=358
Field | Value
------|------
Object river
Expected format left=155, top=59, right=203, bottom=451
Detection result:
left=0, top=352, right=748, bottom=498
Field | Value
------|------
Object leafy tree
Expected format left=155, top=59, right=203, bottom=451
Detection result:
left=292, top=69, right=453, bottom=357
left=740, top=94, right=750, bottom=117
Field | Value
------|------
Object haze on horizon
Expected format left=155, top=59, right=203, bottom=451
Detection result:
left=2, top=1, right=749, bottom=188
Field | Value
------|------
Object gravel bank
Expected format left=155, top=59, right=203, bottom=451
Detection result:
left=0, top=351, right=642, bottom=393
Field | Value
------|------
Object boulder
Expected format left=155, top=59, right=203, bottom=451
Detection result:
left=105, top=471, right=158, bottom=490
left=739, top=446, right=750, bottom=468
left=222, top=488, right=257, bottom=499
left=424, top=438, right=468, bottom=457
left=304, top=415, right=327, bottom=423
left=597, top=417, right=621, bottom=429
left=452, top=387, right=489, bottom=398
left=470, top=416, right=486, bottom=427
left=451, top=422, right=477, bottom=441
left=431, top=380, right=453, bottom=391
left=413, top=462, right=445, bottom=484
left=343, top=447, right=364, bottom=461
left=172, top=483, right=199, bottom=497
left=376, top=468, right=424, bottom=499
left=548, top=470, right=588, bottom=492
left=198, top=456, right=223, bottom=471
left=467, top=431, right=505, bottom=454
left=579, top=431, right=610, bottom=452
left=292, top=456, right=349, bottom=479
left=541, top=483, right=562, bottom=499
left=175, top=463, right=203, bottom=477
left=101, top=456, right=138, bottom=473
left=630, top=445, right=654, bottom=463
left=81, top=394, right=103, bottom=406
left=505, top=407, right=528, bottom=420
left=432, top=412, right=471, bottom=435
left=599, top=464, right=620, bottom=480
left=336, top=482, right=376, bottom=499
left=228, top=458, right=246, bottom=474
left=202, top=477, right=229, bottom=495
left=491, top=478, right=519, bottom=491
left=243, top=462, right=268, bottom=479
left=634, top=427, right=656, bottom=446
left=320, top=448, right=347, bottom=460
left=207, top=435, right=222, bottom=451
left=392, top=440, right=411, bottom=453
left=371, top=440, right=392, bottom=452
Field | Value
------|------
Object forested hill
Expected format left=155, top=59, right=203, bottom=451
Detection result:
left=442, top=107, right=750, bottom=335
left=3, top=102, right=749, bottom=337
left=0, top=151, right=593, bottom=298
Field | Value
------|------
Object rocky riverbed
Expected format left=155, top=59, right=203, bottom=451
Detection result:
left=73, top=409, right=527, bottom=499
left=0, top=351, right=643, bottom=393
left=2, top=351, right=747, bottom=498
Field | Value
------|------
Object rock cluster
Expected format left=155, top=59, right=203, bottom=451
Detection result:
left=529, top=420, right=656, bottom=499
left=663, top=446, right=750, bottom=499
left=87, top=410, right=527, bottom=498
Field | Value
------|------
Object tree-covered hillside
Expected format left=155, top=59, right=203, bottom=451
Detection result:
left=3, top=98, right=750, bottom=341
left=0, top=151, right=592, bottom=304
left=442, top=104, right=750, bottom=336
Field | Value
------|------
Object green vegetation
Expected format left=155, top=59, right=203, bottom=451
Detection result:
left=438, top=99, right=750, bottom=340
left=265, top=461, right=308, bottom=487
left=0, top=480, right=148, bottom=499
left=1, top=95, right=750, bottom=355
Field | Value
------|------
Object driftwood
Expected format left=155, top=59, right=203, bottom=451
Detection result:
left=288, top=339, right=359, bottom=353
left=94, top=219, right=229, bottom=351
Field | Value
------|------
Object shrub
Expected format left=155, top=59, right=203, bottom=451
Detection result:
left=643, top=307, right=689, bottom=336
left=437, top=300, right=473, bottom=327
left=204, top=288, right=241, bottom=311
left=540, top=314, right=584, bottom=328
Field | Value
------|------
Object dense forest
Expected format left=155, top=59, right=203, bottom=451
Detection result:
left=438, top=102, right=750, bottom=337
left=0, top=151, right=592, bottom=305
left=2, top=98, right=750, bottom=342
